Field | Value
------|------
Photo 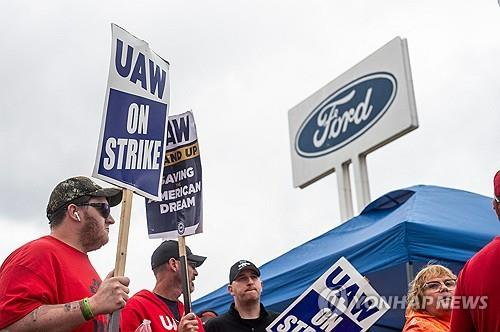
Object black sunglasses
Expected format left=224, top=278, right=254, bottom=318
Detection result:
left=77, top=203, right=111, bottom=219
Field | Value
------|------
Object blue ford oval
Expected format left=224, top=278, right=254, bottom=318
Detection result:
left=295, top=72, right=397, bottom=158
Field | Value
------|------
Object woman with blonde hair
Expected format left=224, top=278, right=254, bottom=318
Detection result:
left=403, top=264, right=457, bottom=332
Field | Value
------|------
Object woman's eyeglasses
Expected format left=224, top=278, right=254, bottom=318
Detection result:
left=77, top=203, right=111, bottom=219
left=423, top=279, right=456, bottom=292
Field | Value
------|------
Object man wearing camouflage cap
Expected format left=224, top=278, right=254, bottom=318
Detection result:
left=0, top=176, right=130, bottom=331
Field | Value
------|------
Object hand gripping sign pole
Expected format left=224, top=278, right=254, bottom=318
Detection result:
left=178, top=236, right=192, bottom=313
left=109, top=188, right=133, bottom=331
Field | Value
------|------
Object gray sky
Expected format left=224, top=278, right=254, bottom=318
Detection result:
left=1, top=0, right=499, bottom=303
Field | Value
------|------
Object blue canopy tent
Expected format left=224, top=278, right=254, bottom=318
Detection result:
left=193, top=185, right=500, bottom=330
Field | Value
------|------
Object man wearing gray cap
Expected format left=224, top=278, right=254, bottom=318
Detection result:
left=0, top=176, right=130, bottom=332
left=204, top=260, right=279, bottom=332
left=121, top=240, right=206, bottom=332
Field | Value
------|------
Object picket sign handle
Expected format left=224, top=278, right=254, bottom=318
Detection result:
left=109, top=188, right=133, bottom=332
left=114, top=188, right=134, bottom=276
left=178, top=236, right=192, bottom=313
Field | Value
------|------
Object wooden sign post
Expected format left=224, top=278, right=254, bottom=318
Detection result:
left=109, top=188, right=133, bottom=332
left=178, top=236, right=192, bottom=313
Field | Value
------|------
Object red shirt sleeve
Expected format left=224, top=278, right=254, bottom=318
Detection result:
left=0, top=264, right=52, bottom=328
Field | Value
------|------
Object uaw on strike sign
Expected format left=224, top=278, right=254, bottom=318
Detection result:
left=93, top=24, right=169, bottom=200
left=267, top=257, right=389, bottom=332
left=145, top=111, right=203, bottom=239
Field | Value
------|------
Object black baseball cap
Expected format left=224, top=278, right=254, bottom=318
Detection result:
left=229, top=260, right=260, bottom=283
left=151, top=240, right=206, bottom=270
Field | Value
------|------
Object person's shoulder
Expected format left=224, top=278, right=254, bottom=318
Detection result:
left=463, top=236, right=500, bottom=270
left=122, top=290, right=158, bottom=318
left=204, top=312, right=231, bottom=328
left=126, top=290, right=156, bottom=305
left=267, top=310, right=280, bottom=320
left=402, top=316, right=428, bottom=332
left=1, top=236, right=55, bottom=269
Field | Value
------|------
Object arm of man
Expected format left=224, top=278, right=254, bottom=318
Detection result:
left=3, top=301, right=89, bottom=332
left=449, top=270, right=475, bottom=332
left=1, top=271, right=130, bottom=332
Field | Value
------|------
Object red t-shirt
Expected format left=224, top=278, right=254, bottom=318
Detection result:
left=0, top=235, right=108, bottom=331
left=121, top=289, right=204, bottom=332
left=450, top=236, right=500, bottom=332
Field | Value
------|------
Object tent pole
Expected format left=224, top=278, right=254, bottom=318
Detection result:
left=405, top=261, right=414, bottom=289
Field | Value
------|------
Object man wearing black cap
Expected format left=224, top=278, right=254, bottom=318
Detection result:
left=204, top=260, right=279, bottom=332
left=121, top=240, right=206, bottom=331
left=0, top=176, right=130, bottom=332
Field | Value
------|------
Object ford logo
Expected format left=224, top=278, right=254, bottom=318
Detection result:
left=295, top=72, right=397, bottom=158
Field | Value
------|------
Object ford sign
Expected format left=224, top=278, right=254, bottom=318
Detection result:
left=295, top=72, right=397, bottom=158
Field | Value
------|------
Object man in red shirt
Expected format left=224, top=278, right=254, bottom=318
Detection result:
left=121, top=240, right=206, bottom=332
left=450, top=170, right=500, bottom=331
left=0, top=176, right=130, bottom=331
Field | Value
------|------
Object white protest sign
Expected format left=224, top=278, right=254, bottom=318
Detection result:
left=93, top=23, right=170, bottom=200
left=267, top=257, right=389, bottom=332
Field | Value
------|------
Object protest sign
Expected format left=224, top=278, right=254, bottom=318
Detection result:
left=146, top=111, right=203, bottom=239
left=267, top=257, right=389, bottom=332
left=93, top=23, right=170, bottom=201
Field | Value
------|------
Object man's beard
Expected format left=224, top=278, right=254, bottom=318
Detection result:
left=80, top=213, right=108, bottom=252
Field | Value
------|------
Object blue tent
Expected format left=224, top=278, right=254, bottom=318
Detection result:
left=193, top=185, right=500, bottom=330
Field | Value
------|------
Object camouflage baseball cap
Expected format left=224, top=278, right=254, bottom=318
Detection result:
left=46, top=176, right=122, bottom=220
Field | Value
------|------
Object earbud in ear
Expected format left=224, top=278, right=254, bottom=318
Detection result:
left=74, top=212, right=81, bottom=222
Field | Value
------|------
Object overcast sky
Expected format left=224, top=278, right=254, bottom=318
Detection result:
left=1, top=0, right=499, bottom=304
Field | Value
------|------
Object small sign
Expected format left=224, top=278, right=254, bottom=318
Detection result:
left=93, top=24, right=170, bottom=200
left=266, top=257, right=389, bottom=332
left=145, top=111, right=203, bottom=239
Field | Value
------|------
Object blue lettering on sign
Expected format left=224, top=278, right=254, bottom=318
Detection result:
left=324, top=265, right=381, bottom=322
left=270, top=290, right=362, bottom=332
left=115, top=38, right=167, bottom=99
left=295, top=72, right=397, bottom=158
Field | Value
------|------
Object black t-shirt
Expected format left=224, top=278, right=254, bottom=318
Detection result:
left=205, top=302, right=280, bottom=332
left=155, top=293, right=181, bottom=321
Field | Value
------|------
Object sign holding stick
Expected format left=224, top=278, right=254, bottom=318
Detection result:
left=178, top=236, right=192, bottom=313
left=115, top=188, right=134, bottom=276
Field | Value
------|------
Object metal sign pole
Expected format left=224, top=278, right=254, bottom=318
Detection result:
left=336, top=162, right=354, bottom=221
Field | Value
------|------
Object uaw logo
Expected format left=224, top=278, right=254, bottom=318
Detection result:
left=238, top=261, right=252, bottom=269
left=177, top=221, right=185, bottom=235
left=295, top=72, right=397, bottom=158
